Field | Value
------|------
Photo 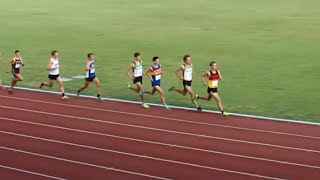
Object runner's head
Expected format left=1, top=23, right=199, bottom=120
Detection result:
left=134, top=52, right=141, bottom=61
left=210, top=61, right=217, bottom=70
left=15, top=50, right=20, bottom=57
left=51, top=50, right=58, bottom=58
left=87, top=53, right=94, bottom=60
left=152, top=56, right=159, bottom=65
left=183, top=54, right=191, bottom=65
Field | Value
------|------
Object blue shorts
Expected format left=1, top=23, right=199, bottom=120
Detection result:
left=85, top=76, right=96, bottom=82
left=152, top=80, right=161, bottom=87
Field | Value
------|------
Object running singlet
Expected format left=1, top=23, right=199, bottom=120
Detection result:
left=49, top=58, right=59, bottom=75
left=133, top=60, right=143, bottom=77
left=150, top=64, right=162, bottom=84
left=208, top=70, right=220, bottom=88
left=183, top=64, right=193, bottom=81
left=86, top=60, right=96, bottom=78
left=12, top=59, right=22, bottom=74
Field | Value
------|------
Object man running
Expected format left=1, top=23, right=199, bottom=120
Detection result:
left=145, top=56, right=170, bottom=110
left=196, top=61, right=229, bottom=116
left=125, top=52, right=149, bottom=108
left=77, top=53, right=101, bottom=101
left=6, top=50, right=25, bottom=93
left=168, top=54, right=202, bottom=111
left=38, top=50, right=69, bottom=99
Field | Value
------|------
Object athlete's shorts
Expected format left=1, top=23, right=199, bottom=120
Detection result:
left=207, top=87, right=218, bottom=94
left=133, top=76, right=142, bottom=84
left=152, top=80, right=161, bottom=87
left=183, top=80, right=192, bottom=87
left=86, top=76, right=96, bottom=82
left=12, top=69, right=20, bottom=77
left=48, top=74, right=60, bottom=80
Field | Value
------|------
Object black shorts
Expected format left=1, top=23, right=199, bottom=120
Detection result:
left=48, top=74, right=60, bottom=80
left=183, top=80, right=192, bottom=88
left=207, top=87, right=218, bottom=94
left=133, top=76, right=143, bottom=84
left=85, top=76, right=96, bottom=82
left=12, top=70, right=19, bottom=77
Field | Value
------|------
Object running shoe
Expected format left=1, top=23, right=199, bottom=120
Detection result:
left=197, top=107, right=202, bottom=111
left=62, top=95, right=69, bottom=100
left=195, top=94, right=199, bottom=100
left=168, top=86, right=175, bottom=92
left=8, top=89, right=13, bottom=94
left=142, top=103, right=150, bottom=108
left=38, top=83, right=43, bottom=89
left=222, top=112, right=229, bottom=116
left=164, top=105, right=171, bottom=110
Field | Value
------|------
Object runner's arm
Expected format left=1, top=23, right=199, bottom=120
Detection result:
left=85, top=61, right=92, bottom=71
left=125, top=63, right=135, bottom=81
left=175, top=65, right=184, bottom=80
left=20, top=58, right=25, bottom=66
left=47, top=59, right=55, bottom=70
left=146, top=68, right=153, bottom=81
left=6, top=59, right=14, bottom=73
left=201, top=71, right=209, bottom=86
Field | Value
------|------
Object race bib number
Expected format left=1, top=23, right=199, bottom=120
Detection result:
left=185, top=74, right=192, bottom=81
left=91, top=67, right=95, bottom=73
left=211, top=80, right=218, bottom=87
left=15, top=63, right=21, bottom=68
left=155, top=74, right=161, bottom=80
left=134, top=68, right=143, bottom=77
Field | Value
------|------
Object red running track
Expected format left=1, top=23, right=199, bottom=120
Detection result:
left=0, top=88, right=320, bottom=180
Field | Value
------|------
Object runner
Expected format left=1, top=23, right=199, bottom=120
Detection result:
left=145, top=56, right=170, bottom=110
left=38, top=50, right=69, bottom=99
left=125, top=52, right=149, bottom=108
left=196, top=61, right=229, bottom=116
left=6, top=50, right=24, bottom=93
left=168, top=54, right=202, bottom=111
left=77, top=53, right=101, bottom=101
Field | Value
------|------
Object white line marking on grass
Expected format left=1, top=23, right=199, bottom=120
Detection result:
left=71, top=75, right=85, bottom=79
left=1, top=95, right=319, bottom=140
left=1, top=118, right=320, bottom=170
left=61, top=78, right=73, bottom=82
left=0, top=132, right=284, bottom=180
left=1, top=105, right=319, bottom=154
left=5, top=86, right=320, bottom=126
left=0, top=164, right=67, bottom=180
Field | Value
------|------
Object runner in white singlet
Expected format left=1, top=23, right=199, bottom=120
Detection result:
left=125, top=52, right=150, bottom=108
left=168, top=54, right=202, bottom=111
left=38, top=50, right=69, bottom=99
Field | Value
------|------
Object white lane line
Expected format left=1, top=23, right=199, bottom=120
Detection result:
left=0, top=134, right=284, bottom=180
left=1, top=119, right=320, bottom=169
left=0, top=164, right=67, bottom=180
left=0, top=147, right=170, bottom=180
left=1, top=105, right=319, bottom=154
left=0, top=95, right=319, bottom=140
left=6, top=86, right=320, bottom=126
